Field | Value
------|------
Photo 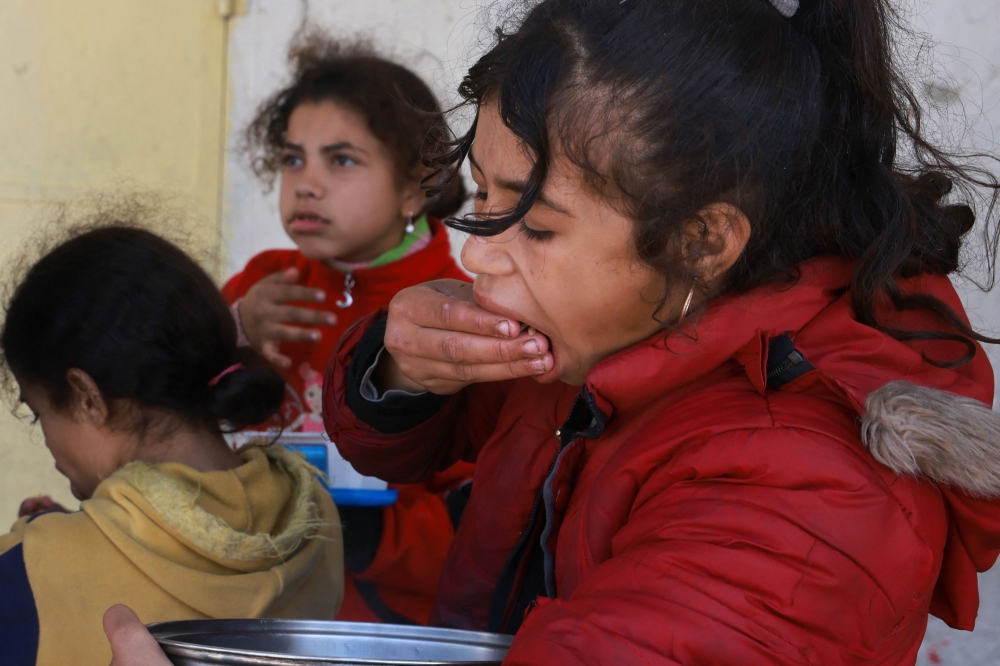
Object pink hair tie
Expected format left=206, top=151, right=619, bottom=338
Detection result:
left=208, top=363, right=244, bottom=387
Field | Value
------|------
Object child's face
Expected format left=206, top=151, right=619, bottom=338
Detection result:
left=464, top=104, right=676, bottom=386
left=19, top=380, right=132, bottom=501
left=278, top=101, right=425, bottom=263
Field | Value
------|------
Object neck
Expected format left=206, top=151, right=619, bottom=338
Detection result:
left=327, top=214, right=432, bottom=272
left=131, top=425, right=242, bottom=473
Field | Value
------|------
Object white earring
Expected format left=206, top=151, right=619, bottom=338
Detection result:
left=678, top=282, right=696, bottom=323
left=404, top=214, right=416, bottom=234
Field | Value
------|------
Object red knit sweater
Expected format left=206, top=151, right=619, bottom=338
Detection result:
left=223, top=218, right=475, bottom=625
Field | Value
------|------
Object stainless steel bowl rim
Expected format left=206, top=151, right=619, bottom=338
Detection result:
left=149, top=618, right=512, bottom=666
left=157, top=640, right=441, bottom=665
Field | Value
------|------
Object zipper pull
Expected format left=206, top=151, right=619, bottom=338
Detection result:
left=336, top=272, right=355, bottom=309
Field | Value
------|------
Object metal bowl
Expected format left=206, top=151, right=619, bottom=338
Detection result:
left=149, top=619, right=512, bottom=666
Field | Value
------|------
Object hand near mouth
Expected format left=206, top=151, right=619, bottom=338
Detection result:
left=376, top=279, right=554, bottom=395
left=239, top=268, right=338, bottom=369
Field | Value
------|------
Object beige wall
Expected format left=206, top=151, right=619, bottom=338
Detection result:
left=0, top=0, right=234, bottom=523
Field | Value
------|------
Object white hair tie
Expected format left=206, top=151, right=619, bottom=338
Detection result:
left=769, top=0, right=799, bottom=18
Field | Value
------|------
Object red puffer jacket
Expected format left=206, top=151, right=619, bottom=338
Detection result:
left=325, top=257, right=1000, bottom=665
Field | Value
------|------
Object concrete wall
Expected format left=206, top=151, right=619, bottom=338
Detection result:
left=916, top=0, right=1000, bottom=408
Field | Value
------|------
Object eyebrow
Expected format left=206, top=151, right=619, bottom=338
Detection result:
left=468, top=150, right=570, bottom=216
left=284, top=141, right=369, bottom=156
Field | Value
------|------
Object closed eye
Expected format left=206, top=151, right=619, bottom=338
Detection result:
left=519, top=219, right=554, bottom=242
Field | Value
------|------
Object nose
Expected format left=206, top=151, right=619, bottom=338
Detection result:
left=293, top=160, right=325, bottom=199
left=460, top=226, right=517, bottom=277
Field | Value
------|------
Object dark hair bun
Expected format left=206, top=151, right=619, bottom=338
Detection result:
left=1, top=225, right=288, bottom=432
left=207, top=347, right=286, bottom=431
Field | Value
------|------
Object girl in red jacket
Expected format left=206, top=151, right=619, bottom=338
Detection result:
left=222, top=33, right=473, bottom=626
left=322, top=0, right=1000, bottom=664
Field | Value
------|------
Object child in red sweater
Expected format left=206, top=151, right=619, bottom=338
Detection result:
left=222, top=33, right=473, bottom=626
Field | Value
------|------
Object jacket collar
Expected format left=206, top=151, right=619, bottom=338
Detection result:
left=583, top=256, right=993, bottom=419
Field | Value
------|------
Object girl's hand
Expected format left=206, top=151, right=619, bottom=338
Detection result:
left=377, top=279, right=553, bottom=395
left=104, top=605, right=172, bottom=666
left=18, top=495, right=70, bottom=518
left=239, top=268, right=337, bottom=369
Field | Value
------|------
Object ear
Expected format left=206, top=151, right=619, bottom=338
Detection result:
left=397, top=172, right=428, bottom=221
left=694, top=203, right=751, bottom=284
left=65, top=368, right=110, bottom=427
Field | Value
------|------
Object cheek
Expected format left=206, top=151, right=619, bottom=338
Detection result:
left=40, top=419, right=81, bottom=475
left=40, top=418, right=116, bottom=493
left=325, top=167, right=399, bottom=215
left=539, top=255, right=660, bottom=351
left=278, top=177, right=295, bottom=218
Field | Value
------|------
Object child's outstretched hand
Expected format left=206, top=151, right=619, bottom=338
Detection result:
left=104, top=605, right=171, bottom=666
left=377, top=279, right=553, bottom=395
left=18, top=495, right=70, bottom=518
left=239, top=267, right=338, bottom=369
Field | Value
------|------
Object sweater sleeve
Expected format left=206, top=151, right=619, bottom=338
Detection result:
left=323, top=310, right=511, bottom=484
left=0, top=520, right=39, bottom=666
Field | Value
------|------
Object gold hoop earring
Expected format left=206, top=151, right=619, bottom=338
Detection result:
left=678, top=283, right=696, bottom=323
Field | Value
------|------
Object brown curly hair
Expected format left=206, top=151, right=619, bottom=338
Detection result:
left=244, top=30, right=466, bottom=219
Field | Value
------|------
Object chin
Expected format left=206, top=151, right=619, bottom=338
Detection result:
left=290, top=236, right=342, bottom=261
left=534, top=352, right=584, bottom=386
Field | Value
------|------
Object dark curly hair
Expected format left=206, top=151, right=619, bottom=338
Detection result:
left=245, top=31, right=466, bottom=219
left=440, top=0, right=1000, bottom=366
left=1, top=222, right=285, bottom=434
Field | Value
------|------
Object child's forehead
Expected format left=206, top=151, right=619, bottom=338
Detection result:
left=287, top=101, right=376, bottom=142
left=284, top=100, right=400, bottom=165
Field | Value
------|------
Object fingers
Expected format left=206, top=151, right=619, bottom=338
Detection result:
left=275, top=305, right=337, bottom=326
left=18, top=495, right=69, bottom=517
left=104, top=605, right=172, bottom=666
left=268, top=323, right=324, bottom=343
left=385, top=328, right=554, bottom=394
left=390, top=283, right=520, bottom=339
left=239, top=269, right=336, bottom=353
left=265, top=284, right=328, bottom=305
left=261, top=341, right=293, bottom=370
left=388, top=326, right=550, bottom=366
left=395, top=353, right=554, bottom=394
left=435, top=298, right=521, bottom=339
left=261, top=267, right=301, bottom=285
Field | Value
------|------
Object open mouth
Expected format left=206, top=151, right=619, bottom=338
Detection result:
left=519, top=321, right=553, bottom=352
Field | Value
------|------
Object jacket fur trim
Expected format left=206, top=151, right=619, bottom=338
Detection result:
left=864, top=381, right=1000, bottom=498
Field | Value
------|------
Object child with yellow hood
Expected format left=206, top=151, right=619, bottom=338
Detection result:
left=0, top=224, right=343, bottom=666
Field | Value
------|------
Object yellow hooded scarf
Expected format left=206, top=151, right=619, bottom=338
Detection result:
left=0, top=444, right=343, bottom=666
